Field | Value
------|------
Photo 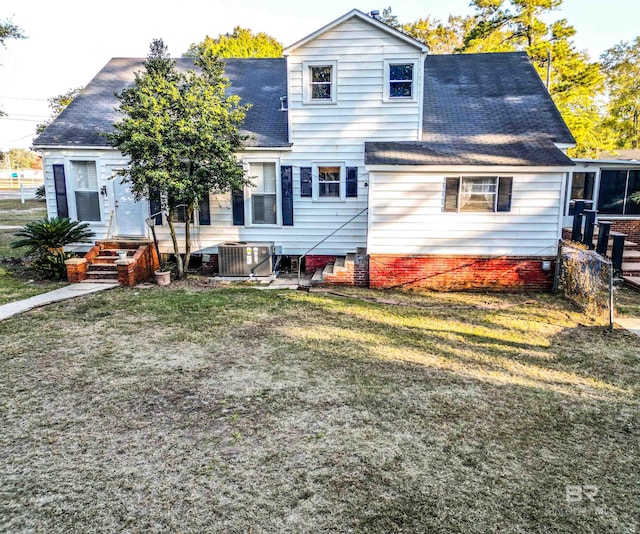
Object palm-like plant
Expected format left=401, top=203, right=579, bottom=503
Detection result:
left=12, top=217, right=94, bottom=253
left=11, top=217, right=94, bottom=279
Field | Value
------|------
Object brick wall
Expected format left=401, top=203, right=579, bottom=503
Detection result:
left=369, top=255, right=555, bottom=291
left=304, top=255, right=337, bottom=274
left=600, top=219, right=640, bottom=244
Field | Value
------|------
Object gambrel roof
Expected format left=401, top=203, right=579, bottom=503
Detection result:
left=366, top=52, right=575, bottom=167
left=33, top=58, right=290, bottom=148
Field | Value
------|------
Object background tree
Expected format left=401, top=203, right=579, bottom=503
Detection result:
left=0, top=17, right=24, bottom=47
left=0, top=148, right=42, bottom=169
left=601, top=37, right=640, bottom=149
left=36, top=87, right=82, bottom=134
left=109, top=39, right=251, bottom=278
left=402, top=15, right=474, bottom=54
left=0, top=17, right=25, bottom=116
left=184, top=26, right=282, bottom=58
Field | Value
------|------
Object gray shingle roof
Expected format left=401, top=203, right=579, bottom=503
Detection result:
left=33, top=58, right=289, bottom=148
left=366, top=52, right=575, bottom=167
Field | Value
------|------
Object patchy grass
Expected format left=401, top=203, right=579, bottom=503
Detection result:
left=0, top=284, right=638, bottom=533
left=0, top=199, right=47, bottom=259
left=615, top=285, right=640, bottom=318
left=0, top=265, right=66, bottom=305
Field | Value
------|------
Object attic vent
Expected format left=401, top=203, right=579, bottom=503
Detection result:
left=369, top=10, right=380, bottom=19
left=280, top=96, right=288, bottom=111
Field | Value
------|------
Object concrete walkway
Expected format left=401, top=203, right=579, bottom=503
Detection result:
left=0, top=282, right=119, bottom=321
left=614, top=317, right=640, bottom=337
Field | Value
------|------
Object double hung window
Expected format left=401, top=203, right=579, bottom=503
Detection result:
left=70, top=161, right=100, bottom=221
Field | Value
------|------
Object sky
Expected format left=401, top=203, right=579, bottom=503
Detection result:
left=1, top=0, right=639, bottom=150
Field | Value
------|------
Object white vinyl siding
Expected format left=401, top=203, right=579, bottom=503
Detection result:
left=368, top=171, right=566, bottom=256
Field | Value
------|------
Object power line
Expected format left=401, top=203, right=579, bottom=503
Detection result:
left=0, top=117, right=42, bottom=123
left=0, top=96, right=48, bottom=102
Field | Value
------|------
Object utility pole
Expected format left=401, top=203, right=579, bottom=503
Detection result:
left=546, top=49, right=552, bottom=91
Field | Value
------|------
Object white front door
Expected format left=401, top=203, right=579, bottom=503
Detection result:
left=113, top=174, right=147, bottom=236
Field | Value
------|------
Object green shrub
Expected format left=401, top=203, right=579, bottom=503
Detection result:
left=11, top=217, right=94, bottom=279
left=34, top=185, right=46, bottom=200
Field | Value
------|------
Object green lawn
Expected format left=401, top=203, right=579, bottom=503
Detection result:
left=0, top=283, right=638, bottom=532
left=0, top=199, right=47, bottom=259
left=0, top=266, right=66, bottom=305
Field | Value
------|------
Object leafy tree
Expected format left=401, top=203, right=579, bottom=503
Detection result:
left=184, top=26, right=282, bottom=58
left=0, top=17, right=24, bottom=47
left=378, top=6, right=400, bottom=29
left=0, top=17, right=25, bottom=116
left=601, top=37, right=640, bottom=149
left=108, top=39, right=251, bottom=278
left=402, top=15, right=474, bottom=54
left=36, top=87, right=82, bottom=134
left=0, top=148, right=42, bottom=169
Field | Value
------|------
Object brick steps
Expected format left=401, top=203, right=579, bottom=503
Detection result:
left=311, top=251, right=369, bottom=287
left=66, top=239, right=159, bottom=286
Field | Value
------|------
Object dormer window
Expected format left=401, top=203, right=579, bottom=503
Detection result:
left=384, top=59, right=418, bottom=102
left=303, top=61, right=338, bottom=104
left=311, top=66, right=332, bottom=100
left=389, top=64, right=413, bottom=97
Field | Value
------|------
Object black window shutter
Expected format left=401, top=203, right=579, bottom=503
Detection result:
left=281, top=165, right=293, bottom=226
left=301, top=167, right=312, bottom=198
left=346, top=166, right=358, bottom=197
left=149, top=187, right=163, bottom=225
left=497, top=177, right=513, bottom=212
left=52, top=164, right=69, bottom=218
left=232, top=190, right=245, bottom=226
left=444, top=177, right=460, bottom=212
left=199, top=194, right=211, bottom=225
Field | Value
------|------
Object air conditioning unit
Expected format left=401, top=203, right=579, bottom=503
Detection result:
left=218, top=242, right=273, bottom=276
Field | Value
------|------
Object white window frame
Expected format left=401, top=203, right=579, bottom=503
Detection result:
left=244, top=159, right=281, bottom=227
left=68, top=159, right=102, bottom=222
left=303, top=60, right=338, bottom=105
left=312, top=162, right=346, bottom=201
left=383, top=59, right=419, bottom=102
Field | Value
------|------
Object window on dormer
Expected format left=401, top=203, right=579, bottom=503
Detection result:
left=389, top=64, right=413, bottom=98
left=303, top=61, right=337, bottom=104
left=384, top=59, right=418, bottom=102
left=310, top=66, right=332, bottom=100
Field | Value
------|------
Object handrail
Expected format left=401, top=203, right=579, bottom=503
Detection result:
left=297, top=207, right=368, bottom=285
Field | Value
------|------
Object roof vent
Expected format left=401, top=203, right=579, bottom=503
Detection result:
left=369, top=10, right=380, bottom=19
left=279, top=96, right=288, bottom=111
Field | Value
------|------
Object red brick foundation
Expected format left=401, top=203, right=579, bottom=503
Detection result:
left=304, top=255, right=337, bottom=274
left=369, top=255, right=555, bottom=291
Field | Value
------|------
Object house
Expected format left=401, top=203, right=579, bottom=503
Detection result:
left=564, top=150, right=640, bottom=244
left=33, top=9, right=576, bottom=290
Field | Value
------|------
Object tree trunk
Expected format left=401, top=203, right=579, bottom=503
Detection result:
left=166, top=208, right=184, bottom=278
left=184, top=204, right=193, bottom=277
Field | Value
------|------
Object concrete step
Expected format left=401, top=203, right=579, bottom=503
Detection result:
left=94, top=255, right=118, bottom=263
left=623, top=276, right=640, bottom=292
left=621, top=261, right=640, bottom=272
left=322, top=263, right=335, bottom=276
left=86, top=270, right=118, bottom=280
left=89, top=263, right=118, bottom=272
left=311, top=268, right=324, bottom=284
left=345, top=253, right=356, bottom=265
left=333, top=257, right=346, bottom=271
left=79, top=279, right=120, bottom=284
